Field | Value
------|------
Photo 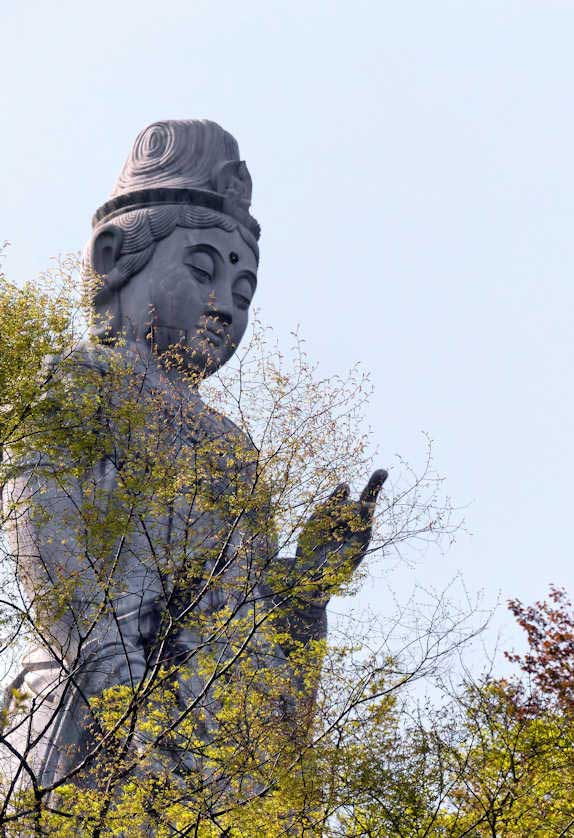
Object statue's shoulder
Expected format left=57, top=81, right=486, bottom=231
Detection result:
left=44, top=340, right=113, bottom=380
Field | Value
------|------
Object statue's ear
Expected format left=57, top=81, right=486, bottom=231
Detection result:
left=91, top=225, right=123, bottom=276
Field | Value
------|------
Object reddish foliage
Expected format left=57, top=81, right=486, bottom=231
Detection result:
left=506, top=586, right=574, bottom=713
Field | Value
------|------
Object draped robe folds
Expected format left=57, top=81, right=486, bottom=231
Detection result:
left=1, top=344, right=322, bottom=791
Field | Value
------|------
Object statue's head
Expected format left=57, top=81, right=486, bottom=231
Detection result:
left=82, top=120, right=260, bottom=376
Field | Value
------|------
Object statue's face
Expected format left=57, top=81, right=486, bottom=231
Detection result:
left=120, top=226, right=257, bottom=375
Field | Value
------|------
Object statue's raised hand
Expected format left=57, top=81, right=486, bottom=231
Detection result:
left=295, top=469, right=388, bottom=604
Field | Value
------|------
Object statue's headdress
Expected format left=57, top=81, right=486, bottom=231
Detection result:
left=93, top=120, right=260, bottom=240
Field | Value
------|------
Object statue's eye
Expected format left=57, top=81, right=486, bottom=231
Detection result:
left=190, top=266, right=211, bottom=284
left=232, top=275, right=255, bottom=310
left=183, top=248, right=214, bottom=284
left=233, top=293, right=250, bottom=310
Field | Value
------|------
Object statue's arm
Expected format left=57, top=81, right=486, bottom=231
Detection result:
left=1, top=346, right=126, bottom=658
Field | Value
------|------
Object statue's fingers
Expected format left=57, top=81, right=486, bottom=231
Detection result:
left=359, top=469, right=388, bottom=514
left=309, top=482, right=349, bottom=520
left=307, top=483, right=350, bottom=530
left=329, top=482, right=350, bottom=503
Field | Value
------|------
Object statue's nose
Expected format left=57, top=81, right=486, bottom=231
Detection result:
left=206, top=285, right=233, bottom=326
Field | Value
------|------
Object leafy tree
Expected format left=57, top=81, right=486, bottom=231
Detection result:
left=507, top=586, right=574, bottom=715
left=336, top=586, right=574, bottom=838
left=0, top=258, right=459, bottom=837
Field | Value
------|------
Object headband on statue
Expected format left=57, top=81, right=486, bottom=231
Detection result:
left=93, top=120, right=261, bottom=240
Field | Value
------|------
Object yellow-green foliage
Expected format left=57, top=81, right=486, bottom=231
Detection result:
left=0, top=263, right=456, bottom=836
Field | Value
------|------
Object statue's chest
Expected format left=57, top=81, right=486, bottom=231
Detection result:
left=105, top=409, right=256, bottom=597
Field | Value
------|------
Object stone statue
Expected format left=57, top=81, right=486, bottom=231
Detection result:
left=2, top=120, right=386, bottom=794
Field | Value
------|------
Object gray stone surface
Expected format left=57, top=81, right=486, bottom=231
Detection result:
left=3, top=120, right=386, bottom=791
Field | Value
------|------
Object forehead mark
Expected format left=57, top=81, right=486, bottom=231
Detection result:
left=180, top=227, right=257, bottom=268
left=229, top=251, right=239, bottom=264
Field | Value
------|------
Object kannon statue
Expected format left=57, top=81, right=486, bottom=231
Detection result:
left=2, top=120, right=386, bottom=794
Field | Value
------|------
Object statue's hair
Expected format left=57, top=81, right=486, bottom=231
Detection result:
left=82, top=204, right=259, bottom=306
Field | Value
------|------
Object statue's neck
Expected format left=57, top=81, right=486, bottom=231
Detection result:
left=99, top=337, right=204, bottom=406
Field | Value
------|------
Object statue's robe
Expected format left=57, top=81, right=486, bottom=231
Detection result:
left=2, top=344, right=324, bottom=792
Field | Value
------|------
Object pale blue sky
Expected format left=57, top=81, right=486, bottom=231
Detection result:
left=1, top=0, right=573, bottom=664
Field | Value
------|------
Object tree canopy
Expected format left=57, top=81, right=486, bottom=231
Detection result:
left=2, top=257, right=570, bottom=838
left=0, top=259, right=458, bottom=836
